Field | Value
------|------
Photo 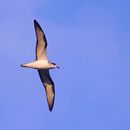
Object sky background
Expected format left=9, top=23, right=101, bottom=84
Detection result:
left=0, top=0, right=130, bottom=130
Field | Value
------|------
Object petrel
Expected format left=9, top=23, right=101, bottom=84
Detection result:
left=21, top=20, right=59, bottom=111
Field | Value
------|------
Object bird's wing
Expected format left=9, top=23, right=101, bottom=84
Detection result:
left=38, top=69, right=55, bottom=111
left=34, top=20, right=48, bottom=60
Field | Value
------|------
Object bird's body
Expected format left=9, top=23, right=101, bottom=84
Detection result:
left=21, top=20, right=59, bottom=111
left=22, top=60, right=56, bottom=69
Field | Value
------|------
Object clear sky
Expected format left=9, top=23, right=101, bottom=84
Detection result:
left=0, top=0, right=130, bottom=130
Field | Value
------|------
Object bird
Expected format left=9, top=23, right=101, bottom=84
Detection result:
left=21, top=20, right=60, bottom=111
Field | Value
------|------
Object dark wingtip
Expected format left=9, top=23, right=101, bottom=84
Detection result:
left=34, top=19, right=37, bottom=23
left=34, top=19, right=39, bottom=25
left=48, top=101, right=54, bottom=112
left=49, top=107, right=53, bottom=112
left=33, top=19, right=43, bottom=32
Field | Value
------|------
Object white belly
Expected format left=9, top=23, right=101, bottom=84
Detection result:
left=22, top=60, right=50, bottom=69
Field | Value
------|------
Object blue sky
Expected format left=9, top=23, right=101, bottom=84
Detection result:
left=0, top=0, right=130, bottom=130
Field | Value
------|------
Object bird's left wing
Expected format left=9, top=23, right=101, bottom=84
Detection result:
left=38, top=69, right=55, bottom=111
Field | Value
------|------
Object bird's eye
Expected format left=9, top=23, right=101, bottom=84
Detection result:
left=52, top=63, right=56, bottom=65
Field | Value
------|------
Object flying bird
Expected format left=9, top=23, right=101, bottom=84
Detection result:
left=21, top=20, right=59, bottom=111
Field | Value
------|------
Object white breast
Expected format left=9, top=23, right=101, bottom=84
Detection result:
left=22, top=60, right=50, bottom=69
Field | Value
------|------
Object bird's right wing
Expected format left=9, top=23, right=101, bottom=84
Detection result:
left=38, top=69, right=55, bottom=111
left=34, top=20, right=48, bottom=60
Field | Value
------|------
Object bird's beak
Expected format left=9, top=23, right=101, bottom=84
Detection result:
left=56, top=66, right=60, bottom=69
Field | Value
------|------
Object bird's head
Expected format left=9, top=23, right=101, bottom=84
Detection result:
left=51, top=62, right=60, bottom=69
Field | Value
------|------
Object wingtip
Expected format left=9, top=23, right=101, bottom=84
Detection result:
left=43, top=78, right=55, bottom=112
left=48, top=100, right=54, bottom=112
left=34, top=19, right=38, bottom=24
left=49, top=107, right=53, bottom=112
left=48, top=99, right=54, bottom=112
left=34, top=19, right=36, bottom=22
left=33, top=19, right=43, bottom=32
